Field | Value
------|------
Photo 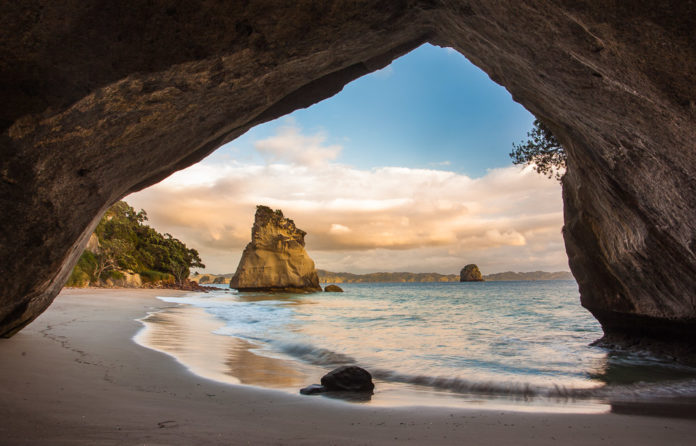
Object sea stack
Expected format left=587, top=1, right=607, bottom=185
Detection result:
left=230, top=206, right=322, bottom=292
left=460, top=264, right=484, bottom=282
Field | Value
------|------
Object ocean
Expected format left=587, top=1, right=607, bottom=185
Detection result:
left=135, top=281, right=696, bottom=411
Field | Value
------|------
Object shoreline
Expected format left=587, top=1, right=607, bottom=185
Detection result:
left=134, top=302, right=326, bottom=390
left=135, top=298, right=611, bottom=413
left=0, top=288, right=695, bottom=444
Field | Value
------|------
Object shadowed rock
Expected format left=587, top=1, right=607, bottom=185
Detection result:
left=300, top=366, right=375, bottom=396
left=321, top=366, right=375, bottom=393
left=324, top=285, right=344, bottom=292
left=299, top=384, right=326, bottom=395
left=0, top=2, right=695, bottom=356
left=460, top=264, right=484, bottom=282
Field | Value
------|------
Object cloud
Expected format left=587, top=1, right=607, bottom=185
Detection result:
left=329, top=224, right=352, bottom=234
left=254, top=123, right=341, bottom=167
left=127, top=125, right=566, bottom=274
left=429, top=160, right=451, bottom=167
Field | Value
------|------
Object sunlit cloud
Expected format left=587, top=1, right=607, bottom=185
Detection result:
left=127, top=124, right=567, bottom=274
left=254, top=122, right=341, bottom=167
left=329, top=224, right=352, bottom=234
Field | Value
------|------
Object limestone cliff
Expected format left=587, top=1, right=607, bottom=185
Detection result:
left=230, top=206, right=321, bottom=292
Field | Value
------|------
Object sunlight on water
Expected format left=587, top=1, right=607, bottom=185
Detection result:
left=135, top=281, right=696, bottom=411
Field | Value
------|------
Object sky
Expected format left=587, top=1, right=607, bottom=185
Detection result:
left=127, top=44, right=568, bottom=275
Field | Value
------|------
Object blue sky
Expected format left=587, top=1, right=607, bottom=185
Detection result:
left=207, top=44, right=535, bottom=178
left=130, top=44, right=567, bottom=274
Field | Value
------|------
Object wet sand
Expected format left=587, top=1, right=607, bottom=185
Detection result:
left=135, top=304, right=322, bottom=389
left=0, top=288, right=695, bottom=445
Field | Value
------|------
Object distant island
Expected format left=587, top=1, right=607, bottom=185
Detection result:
left=484, top=271, right=574, bottom=281
left=318, top=270, right=574, bottom=283
left=318, top=270, right=458, bottom=283
left=460, top=264, right=484, bottom=282
left=193, top=270, right=574, bottom=284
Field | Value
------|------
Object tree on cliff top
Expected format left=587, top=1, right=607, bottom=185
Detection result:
left=510, top=119, right=566, bottom=181
left=67, top=201, right=204, bottom=286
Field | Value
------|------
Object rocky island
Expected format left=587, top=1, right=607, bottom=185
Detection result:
left=460, top=264, right=484, bottom=282
left=230, top=206, right=321, bottom=293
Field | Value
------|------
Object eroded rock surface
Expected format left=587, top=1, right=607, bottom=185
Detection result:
left=460, top=264, right=484, bottom=282
left=230, top=206, right=321, bottom=293
left=1, top=2, right=695, bottom=353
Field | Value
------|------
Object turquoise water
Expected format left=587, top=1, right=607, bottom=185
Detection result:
left=148, top=281, right=696, bottom=405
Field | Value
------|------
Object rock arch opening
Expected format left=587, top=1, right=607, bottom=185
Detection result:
left=126, top=43, right=566, bottom=279
left=1, top=2, right=695, bottom=360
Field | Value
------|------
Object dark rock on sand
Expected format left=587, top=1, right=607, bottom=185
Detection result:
left=299, top=384, right=326, bottom=395
left=321, top=366, right=374, bottom=393
left=300, top=366, right=375, bottom=396
left=460, top=264, right=484, bottom=282
left=324, top=285, right=344, bottom=292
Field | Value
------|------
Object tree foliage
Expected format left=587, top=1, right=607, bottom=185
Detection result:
left=66, top=201, right=204, bottom=286
left=510, top=119, right=566, bottom=180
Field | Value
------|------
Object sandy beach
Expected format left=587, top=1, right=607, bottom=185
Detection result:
left=1, top=289, right=695, bottom=445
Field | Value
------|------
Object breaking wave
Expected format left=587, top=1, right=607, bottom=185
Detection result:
left=274, top=340, right=696, bottom=401
left=370, top=369, right=696, bottom=401
left=153, top=282, right=696, bottom=405
left=275, top=342, right=357, bottom=366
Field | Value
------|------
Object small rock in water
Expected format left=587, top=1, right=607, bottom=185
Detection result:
left=460, top=264, right=484, bottom=282
left=321, top=366, right=374, bottom=393
left=299, top=384, right=326, bottom=395
left=324, top=284, right=343, bottom=292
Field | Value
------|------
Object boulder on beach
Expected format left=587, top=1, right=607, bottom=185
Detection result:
left=321, top=366, right=374, bottom=393
left=460, top=264, right=484, bottom=282
left=324, top=285, right=343, bottom=292
left=299, top=384, right=326, bottom=395
left=230, top=206, right=322, bottom=293
left=300, top=365, right=375, bottom=395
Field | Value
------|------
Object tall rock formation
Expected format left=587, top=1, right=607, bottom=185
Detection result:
left=460, top=264, right=484, bottom=282
left=230, top=206, right=321, bottom=292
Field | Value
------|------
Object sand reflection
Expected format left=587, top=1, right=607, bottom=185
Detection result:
left=136, top=305, right=312, bottom=389
left=235, top=293, right=317, bottom=306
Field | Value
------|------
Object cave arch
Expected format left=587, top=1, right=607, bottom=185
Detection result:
left=1, top=2, right=695, bottom=355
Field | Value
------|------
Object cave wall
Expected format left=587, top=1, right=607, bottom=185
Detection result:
left=1, top=1, right=695, bottom=349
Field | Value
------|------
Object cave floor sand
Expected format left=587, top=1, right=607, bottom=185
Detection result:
left=0, top=288, right=695, bottom=445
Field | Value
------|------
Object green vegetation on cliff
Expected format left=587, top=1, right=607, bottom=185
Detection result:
left=510, top=119, right=566, bottom=181
left=66, top=201, right=204, bottom=287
